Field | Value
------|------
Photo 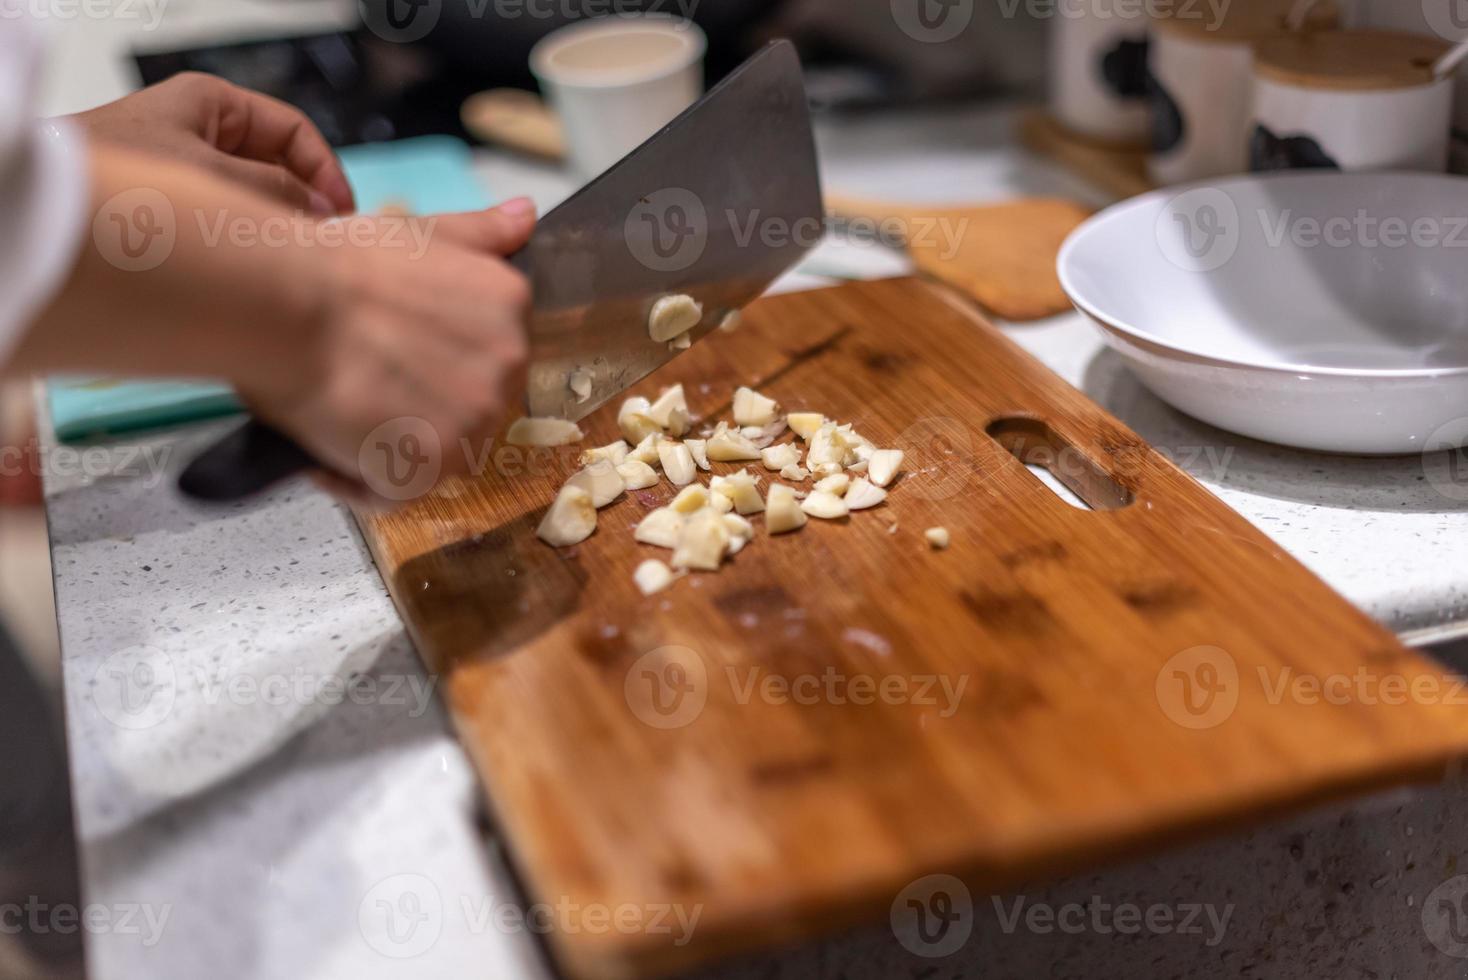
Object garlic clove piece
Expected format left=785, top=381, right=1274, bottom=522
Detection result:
left=618, top=397, right=662, bottom=444
left=764, top=484, right=807, bottom=534
left=669, top=484, right=710, bottom=514
left=844, top=477, right=888, bottom=511
left=634, top=560, right=676, bottom=596
left=925, top=527, right=950, bottom=550
left=615, top=459, right=659, bottom=490
left=647, top=384, right=690, bottom=435
left=566, top=463, right=625, bottom=508
left=568, top=369, right=593, bottom=403
left=671, top=508, right=731, bottom=571
left=710, top=471, right=765, bottom=515
left=800, top=490, right=850, bottom=520
left=634, top=507, right=684, bottom=549
left=508, top=417, right=585, bottom=447
left=684, top=439, right=710, bottom=471
left=779, top=464, right=810, bottom=482
left=706, top=423, right=761, bottom=462
left=814, top=472, right=850, bottom=496
left=628, top=433, right=661, bottom=466
left=760, top=443, right=802, bottom=471
left=732, top=386, right=780, bottom=427
left=868, top=449, right=905, bottom=488
left=786, top=412, right=825, bottom=441
left=648, top=294, right=703, bottom=342
left=536, top=486, right=597, bottom=546
left=658, top=439, right=697, bottom=487
left=580, top=440, right=630, bottom=467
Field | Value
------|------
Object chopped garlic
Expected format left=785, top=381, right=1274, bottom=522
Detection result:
left=786, top=412, right=825, bottom=441
left=733, top=386, right=780, bottom=427
left=685, top=439, right=710, bottom=471
left=669, top=334, right=692, bottom=351
left=765, top=484, right=807, bottom=534
left=536, top=486, right=597, bottom=546
left=868, top=449, right=904, bottom=488
left=568, top=369, right=593, bottom=403
left=580, top=441, right=629, bottom=467
left=647, top=385, right=690, bottom=437
left=672, top=508, right=730, bottom=571
left=566, top=464, right=625, bottom=508
left=811, top=462, right=844, bottom=478
left=634, top=560, right=676, bottom=596
left=507, top=417, right=584, bottom=447
left=635, top=508, right=684, bottom=549
left=618, top=397, right=662, bottom=444
left=814, top=473, right=850, bottom=496
left=710, top=471, right=765, bottom=515
left=658, top=440, right=696, bottom=486
left=670, top=485, right=710, bottom=514
left=615, top=459, right=659, bottom=490
left=925, top=527, right=950, bottom=550
left=628, top=433, right=661, bottom=466
left=779, top=464, right=810, bottom=482
left=741, top=425, right=765, bottom=439
left=708, top=491, right=734, bottom=514
left=800, top=490, right=849, bottom=520
left=761, top=443, right=802, bottom=471
left=844, top=477, right=888, bottom=511
left=718, top=310, right=741, bottom=332
left=706, top=423, right=761, bottom=462
left=648, top=294, right=703, bottom=342
left=722, top=513, right=754, bottom=540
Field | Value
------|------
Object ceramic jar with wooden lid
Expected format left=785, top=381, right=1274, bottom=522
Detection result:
left=1250, top=31, right=1455, bottom=172
left=1148, top=0, right=1337, bottom=185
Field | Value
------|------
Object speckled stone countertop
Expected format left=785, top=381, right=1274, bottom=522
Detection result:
left=47, top=104, right=1468, bottom=980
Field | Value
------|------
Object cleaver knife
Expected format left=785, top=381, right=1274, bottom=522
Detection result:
left=178, top=39, right=823, bottom=502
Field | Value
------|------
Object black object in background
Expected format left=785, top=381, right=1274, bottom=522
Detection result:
left=134, top=30, right=480, bottom=147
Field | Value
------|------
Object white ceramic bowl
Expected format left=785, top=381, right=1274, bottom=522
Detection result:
left=1058, top=172, right=1468, bottom=455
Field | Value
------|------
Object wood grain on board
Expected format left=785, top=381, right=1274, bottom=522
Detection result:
left=358, top=278, right=1468, bottom=980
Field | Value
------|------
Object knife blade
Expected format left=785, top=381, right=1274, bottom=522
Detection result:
left=517, top=38, right=823, bottom=421
left=178, top=39, right=822, bottom=502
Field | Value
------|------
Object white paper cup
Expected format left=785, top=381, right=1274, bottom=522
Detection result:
left=530, top=16, right=707, bottom=180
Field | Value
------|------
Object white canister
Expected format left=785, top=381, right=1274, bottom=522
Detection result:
left=530, top=16, right=706, bottom=181
left=1251, top=31, right=1454, bottom=172
left=1147, top=0, right=1337, bottom=185
left=1049, top=8, right=1151, bottom=145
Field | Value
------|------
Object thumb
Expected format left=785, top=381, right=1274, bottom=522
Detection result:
left=426, top=198, right=538, bottom=256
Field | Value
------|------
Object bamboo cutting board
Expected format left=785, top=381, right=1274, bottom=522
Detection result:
left=359, top=278, right=1468, bottom=980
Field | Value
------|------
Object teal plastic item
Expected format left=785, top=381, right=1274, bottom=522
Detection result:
left=46, top=136, right=491, bottom=443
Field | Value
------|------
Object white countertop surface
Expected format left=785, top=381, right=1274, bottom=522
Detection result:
left=38, top=4, right=1468, bottom=979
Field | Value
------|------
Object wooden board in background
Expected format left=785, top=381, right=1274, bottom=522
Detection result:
left=359, top=278, right=1468, bottom=980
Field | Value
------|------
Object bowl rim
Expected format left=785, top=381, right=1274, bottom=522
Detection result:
left=1056, top=171, right=1468, bottom=381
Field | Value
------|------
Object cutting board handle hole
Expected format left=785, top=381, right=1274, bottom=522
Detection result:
left=986, top=417, right=1135, bottom=512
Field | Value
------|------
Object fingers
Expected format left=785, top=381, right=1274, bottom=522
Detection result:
left=205, top=77, right=356, bottom=215
left=212, top=156, right=338, bottom=215
left=425, top=198, right=538, bottom=257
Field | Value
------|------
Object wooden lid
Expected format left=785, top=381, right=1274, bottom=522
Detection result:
left=1153, top=0, right=1336, bottom=43
left=1255, top=30, right=1451, bottom=91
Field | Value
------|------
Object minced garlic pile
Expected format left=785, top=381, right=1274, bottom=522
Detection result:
left=521, top=384, right=908, bottom=595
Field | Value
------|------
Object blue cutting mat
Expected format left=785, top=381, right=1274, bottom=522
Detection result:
left=48, top=136, right=492, bottom=443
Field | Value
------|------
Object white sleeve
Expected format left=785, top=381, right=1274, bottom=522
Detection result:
left=0, top=13, right=89, bottom=363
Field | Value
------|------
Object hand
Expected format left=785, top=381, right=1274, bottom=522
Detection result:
left=242, top=201, right=538, bottom=505
left=68, top=72, right=355, bottom=216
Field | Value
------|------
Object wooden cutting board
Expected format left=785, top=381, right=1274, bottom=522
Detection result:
left=359, top=278, right=1468, bottom=980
